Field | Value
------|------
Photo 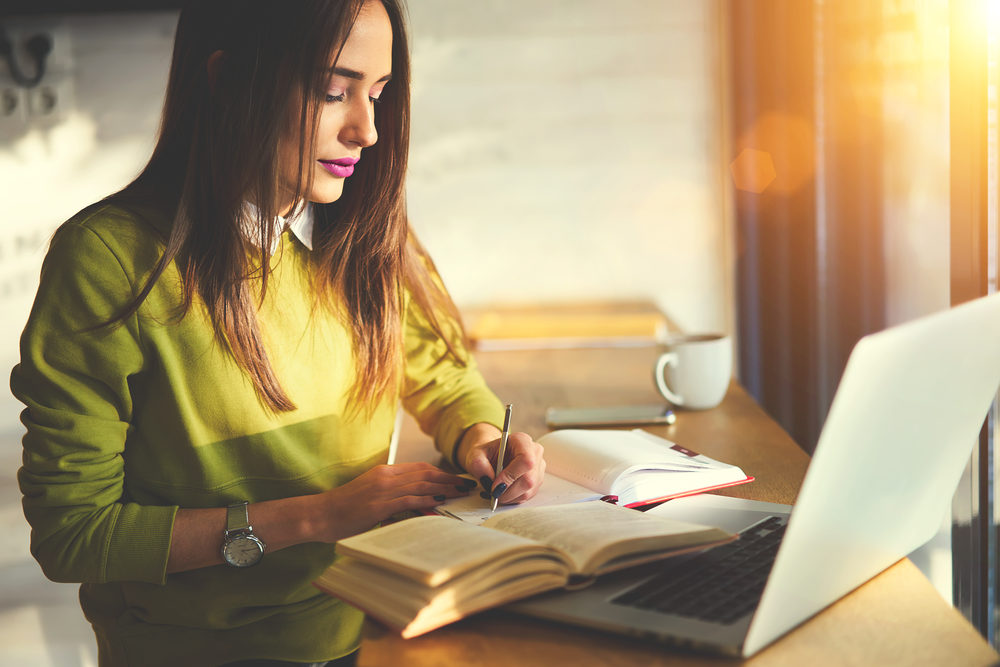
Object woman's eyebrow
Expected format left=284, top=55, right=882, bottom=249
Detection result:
left=330, top=66, right=392, bottom=83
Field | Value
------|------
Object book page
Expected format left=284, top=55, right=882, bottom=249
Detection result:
left=614, top=467, right=748, bottom=507
left=539, top=429, right=748, bottom=505
left=539, top=429, right=720, bottom=488
left=335, top=515, right=546, bottom=586
left=481, top=500, right=718, bottom=573
left=435, top=473, right=600, bottom=524
left=316, top=554, right=570, bottom=638
left=536, top=430, right=638, bottom=492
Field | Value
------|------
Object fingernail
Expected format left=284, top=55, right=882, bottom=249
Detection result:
left=479, top=491, right=491, bottom=499
left=479, top=475, right=492, bottom=490
left=461, top=479, right=478, bottom=490
left=491, top=483, right=508, bottom=500
left=455, top=484, right=471, bottom=493
left=433, top=494, right=446, bottom=501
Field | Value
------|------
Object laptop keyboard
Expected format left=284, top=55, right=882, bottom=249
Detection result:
left=610, top=515, right=788, bottom=625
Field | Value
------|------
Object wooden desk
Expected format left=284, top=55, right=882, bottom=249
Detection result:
left=358, top=345, right=999, bottom=666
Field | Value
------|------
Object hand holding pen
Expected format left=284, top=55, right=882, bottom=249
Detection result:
left=453, top=406, right=547, bottom=508
left=491, top=404, right=513, bottom=512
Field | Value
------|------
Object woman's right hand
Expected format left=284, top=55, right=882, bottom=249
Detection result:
left=314, top=462, right=475, bottom=543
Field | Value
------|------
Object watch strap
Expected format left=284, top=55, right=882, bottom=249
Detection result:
left=226, top=501, right=251, bottom=533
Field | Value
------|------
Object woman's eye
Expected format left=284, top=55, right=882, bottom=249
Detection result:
left=325, top=92, right=346, bottom=103
left=369, top=83, right=387, bottom=105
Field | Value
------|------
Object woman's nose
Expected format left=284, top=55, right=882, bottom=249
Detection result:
left=342, top=97, right=378, bottom=148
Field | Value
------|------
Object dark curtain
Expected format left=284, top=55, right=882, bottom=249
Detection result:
left=727, top=0, right=886, bottom=453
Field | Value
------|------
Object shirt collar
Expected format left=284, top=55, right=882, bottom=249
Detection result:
left=284, top=203, right=314, bottom=252
left=244, top=202, right=314, bottom=254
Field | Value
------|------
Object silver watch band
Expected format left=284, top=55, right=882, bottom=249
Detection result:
left=226, top=501, right=251, bottom=533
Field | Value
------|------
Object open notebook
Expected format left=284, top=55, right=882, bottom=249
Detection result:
left=435, top=429, right=752, bottom=524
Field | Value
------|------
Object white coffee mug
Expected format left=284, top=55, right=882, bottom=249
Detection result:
left=653, top=334, right=733, bottom=409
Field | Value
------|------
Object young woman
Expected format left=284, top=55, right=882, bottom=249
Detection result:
left=10, top=2, right=545, bottom=665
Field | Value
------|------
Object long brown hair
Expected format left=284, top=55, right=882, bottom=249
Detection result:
left=112, top=0, right=466, bottom=413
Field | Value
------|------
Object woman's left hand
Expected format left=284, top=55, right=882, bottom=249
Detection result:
left=457, top=423, right=546, bottom=505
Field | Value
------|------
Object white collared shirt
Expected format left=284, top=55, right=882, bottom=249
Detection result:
left=244, top=202, right=314, bottom=254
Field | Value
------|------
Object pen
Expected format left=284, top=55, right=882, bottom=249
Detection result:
left=492, top=403, right=513, bottom=512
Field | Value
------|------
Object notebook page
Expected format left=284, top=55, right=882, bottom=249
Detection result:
left=540, top=429, right=714, bottom=492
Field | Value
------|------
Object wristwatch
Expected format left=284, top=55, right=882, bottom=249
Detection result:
left=221, top=501, right=266, bottom=567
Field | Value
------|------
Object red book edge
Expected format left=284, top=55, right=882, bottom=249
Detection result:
left=621, top=475, right=756, bottom=509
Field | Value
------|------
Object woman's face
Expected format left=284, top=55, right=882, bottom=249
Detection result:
left=278, top=1, right=393, bottom=215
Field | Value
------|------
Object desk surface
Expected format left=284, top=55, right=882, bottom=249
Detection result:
left=357, top=345, right=999, bottom=666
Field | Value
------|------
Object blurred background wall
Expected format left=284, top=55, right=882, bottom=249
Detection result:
left=0, top=12, right=176, bottom=429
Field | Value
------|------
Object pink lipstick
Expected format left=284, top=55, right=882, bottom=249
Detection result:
left=318, top=157, right=358, bottom=178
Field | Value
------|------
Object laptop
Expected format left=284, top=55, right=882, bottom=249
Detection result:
left=509, top=292, right=1000, bottom=657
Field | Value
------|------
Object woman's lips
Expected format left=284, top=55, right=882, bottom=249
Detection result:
left=318, top=157, right=358, bottom=178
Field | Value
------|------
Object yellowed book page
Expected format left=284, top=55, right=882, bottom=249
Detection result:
left=316, top=554, right=568, bottom=636
left=481, top=500, right=725, bottom=574
left=405, top=569, right=567, bottom=638
left=334, top=515, right=546, bottom=587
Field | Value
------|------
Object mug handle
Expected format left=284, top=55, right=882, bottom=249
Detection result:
left=654, top=352, right=685, bottom=406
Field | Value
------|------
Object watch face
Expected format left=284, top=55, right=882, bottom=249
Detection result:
left=222, top=535, right=264, bottom=567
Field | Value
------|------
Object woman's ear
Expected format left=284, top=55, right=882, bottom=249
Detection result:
left=206, top=49, right=225, bottom=92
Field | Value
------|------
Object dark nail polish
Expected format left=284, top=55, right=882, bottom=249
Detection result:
left=455, top=484, right=471, bottom=493
left=491, top=483, right=508, bottom=500
left=461, top=478, right=478, bottom=490
left=479, top=491, right=491, bottom=499
left=433, top=494, right=446, bottom=501
left=479, top=475, right=492, bottom=489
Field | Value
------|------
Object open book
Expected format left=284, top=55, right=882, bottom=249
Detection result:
left=436, top=429, right=753, bottom=524
left=314, top=500, right=732, bottom=638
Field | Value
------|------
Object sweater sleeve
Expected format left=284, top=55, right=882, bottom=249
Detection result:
left=400, top=295, right=505, bottom=467
left=11, top=220, right=177, bottom=585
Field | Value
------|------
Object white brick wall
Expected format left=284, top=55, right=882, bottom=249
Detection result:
left=407, top=0, right=728, bottom=331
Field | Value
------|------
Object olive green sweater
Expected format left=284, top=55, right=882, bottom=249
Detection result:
left=10, top=202, right=505, bottom=666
